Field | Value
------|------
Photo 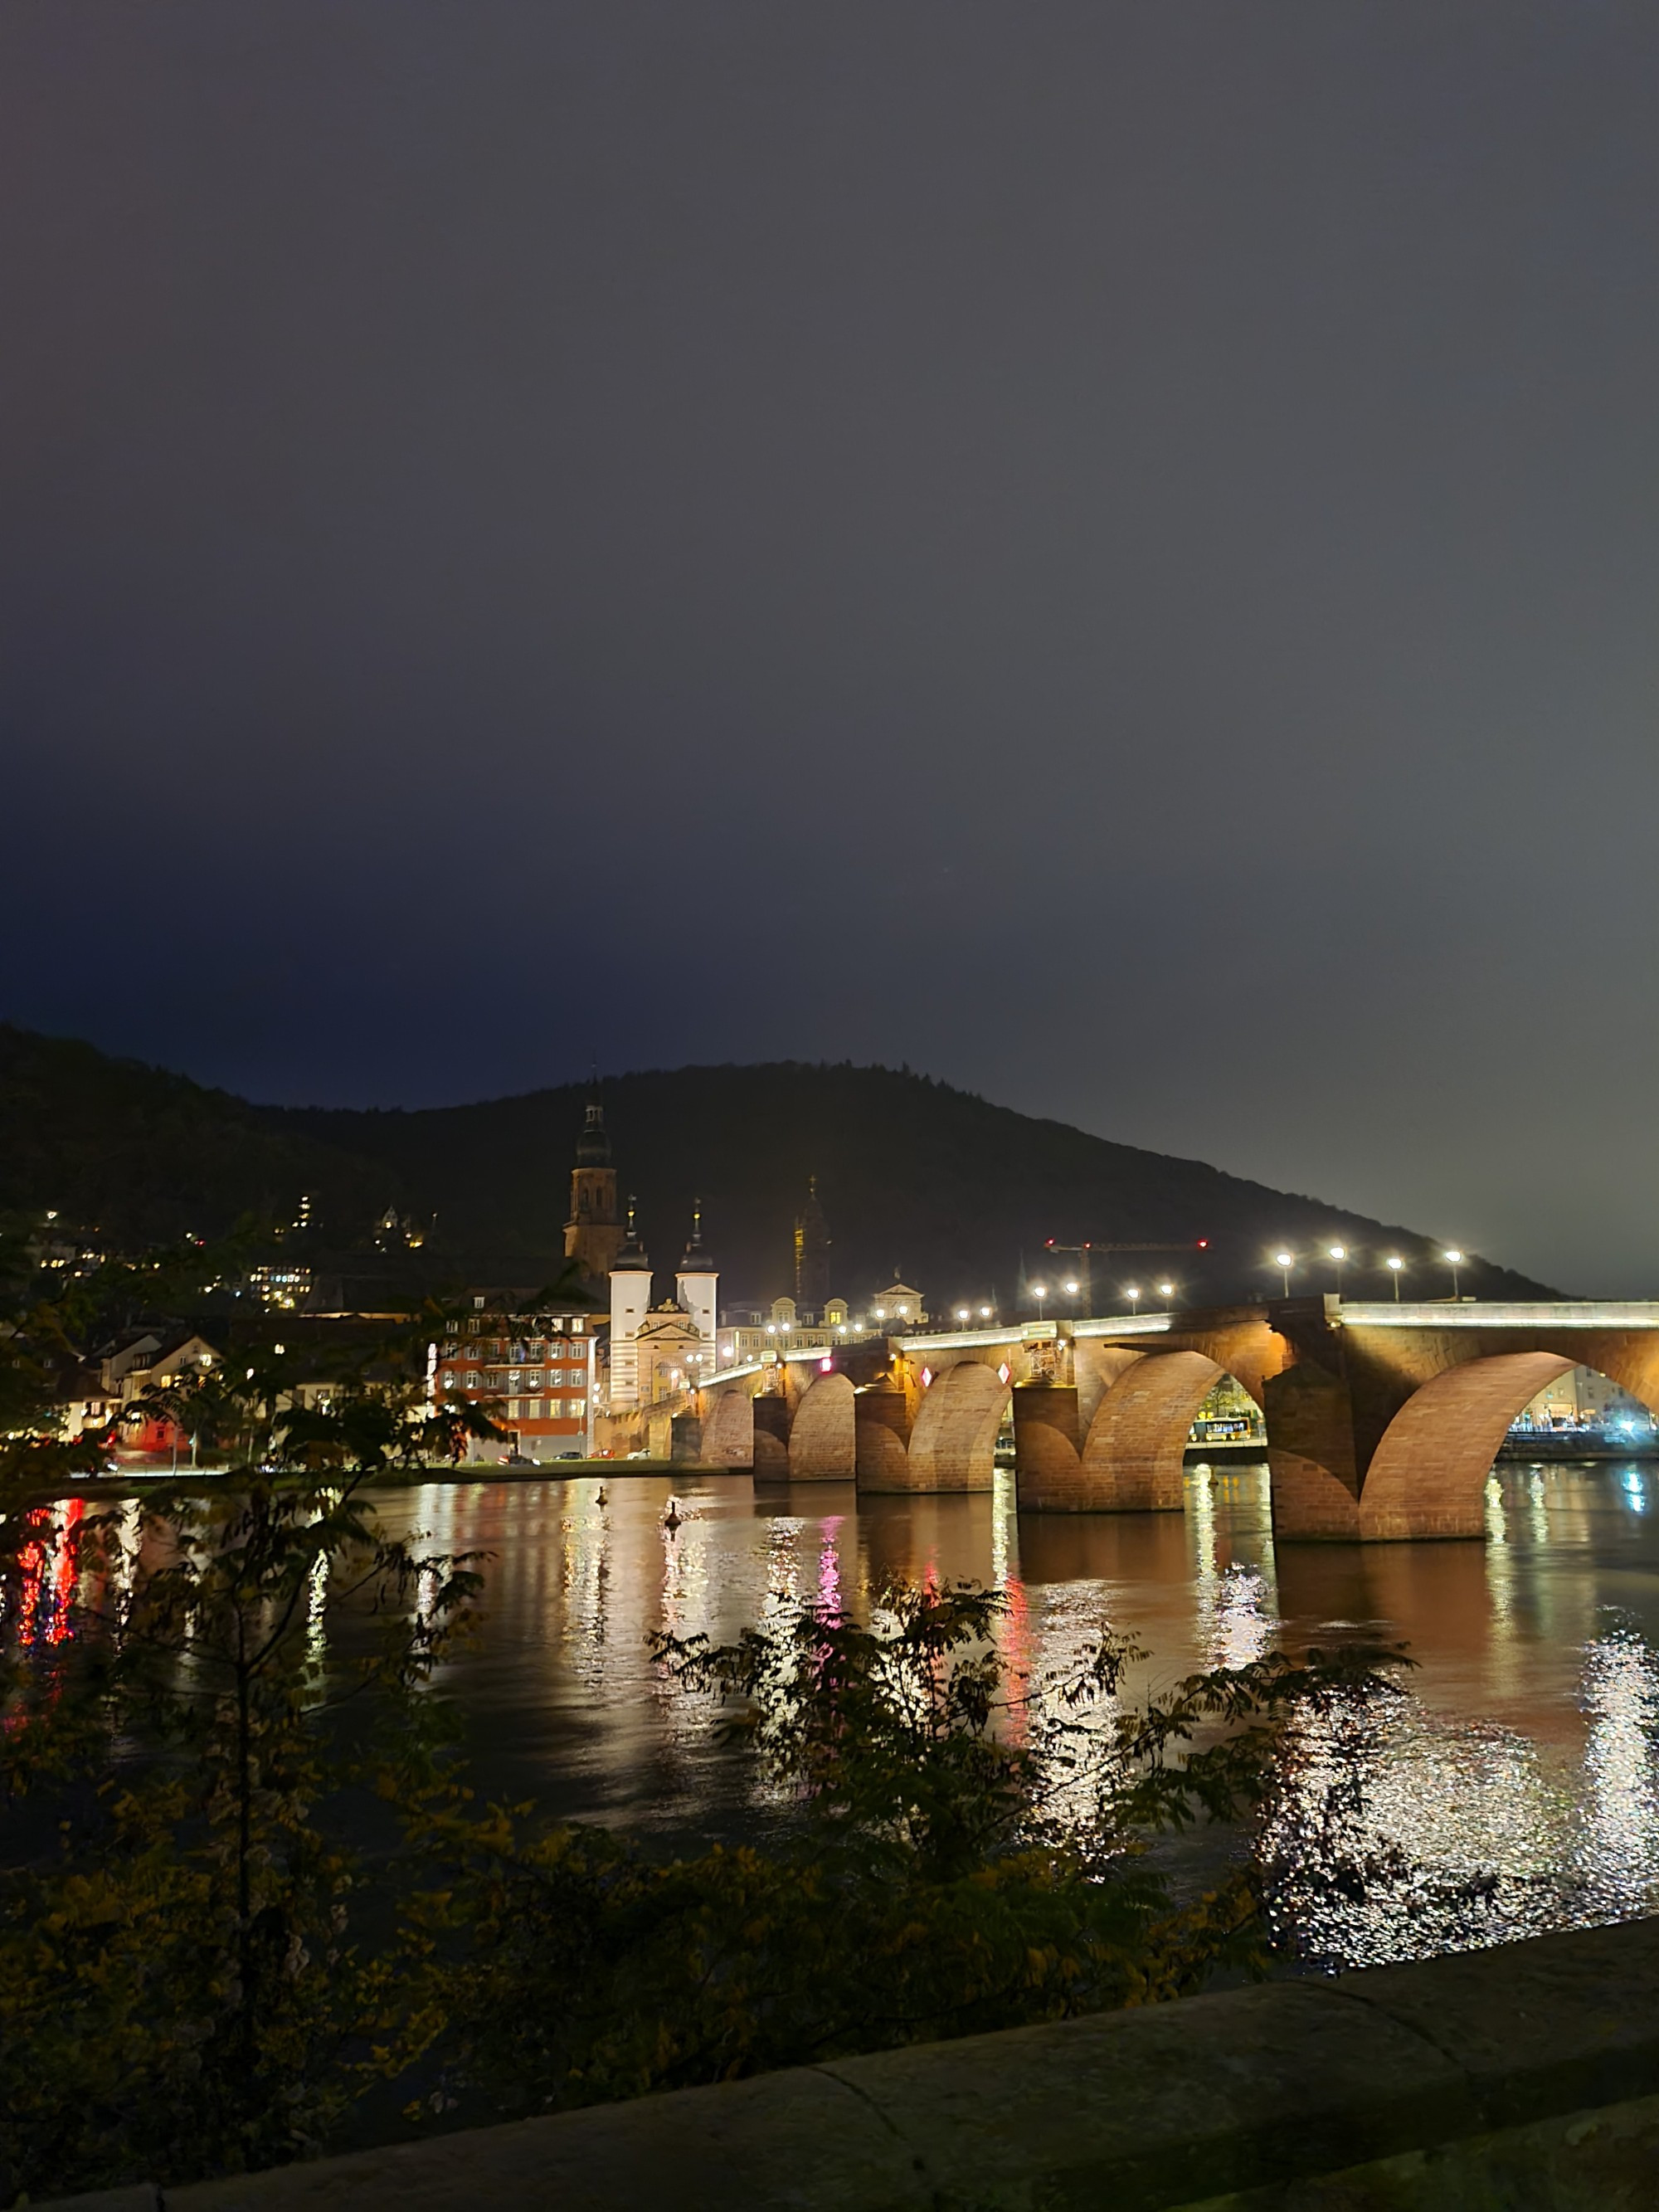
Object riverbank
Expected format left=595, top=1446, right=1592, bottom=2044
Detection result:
left=1498, top=1433, right=1659, bottom=1462
left=24, top=1455, right=731, bottom=1508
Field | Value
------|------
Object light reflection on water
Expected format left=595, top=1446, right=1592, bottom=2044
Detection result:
left=16, top=1459, right=1659, bottom=1971
left=371, top=1458, right=1659, bottom=1969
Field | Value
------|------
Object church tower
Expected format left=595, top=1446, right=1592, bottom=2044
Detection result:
left=565, top=1094, right=623, bottom=1284
left=675, top=1202, right=719, bottom=1367
left=607, top=1196, right=651, bottom=1411
left=793, top=1175, right=831, bottom=1314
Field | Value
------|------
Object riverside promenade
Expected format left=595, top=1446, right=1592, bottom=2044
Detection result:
left=46, top=1916, right=1659, bottom=2211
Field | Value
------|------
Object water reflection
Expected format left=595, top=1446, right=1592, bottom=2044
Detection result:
left=19, top=1461, right=1659, bottom=1971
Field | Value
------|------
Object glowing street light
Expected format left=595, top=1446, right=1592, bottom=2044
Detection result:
left=1443, top=1248, right=1466, bottom=1300
left=1126, top=1285, right=1141, bottom=1312
left=1326, top=1244, right=1347, bottom=1296
left=1273, top=1250, right=1294, bottom=1298
left=956, top=1307, right=971, bottom=1323
left=1032, top=1284, right=1048, bottom=1315
left=1157, top=1280, right=1175, bottom=1309
left=1386, top=1255, right=1404, bottom=1300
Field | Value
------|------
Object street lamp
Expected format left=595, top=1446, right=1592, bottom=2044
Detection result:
left=1273, top=1251, right=1294, bottom=1298
left=1386, top=1255, right=1404, bottom=1301
left=1157, top=1280, right=1175, bottom=1309
left=1125, top=1285, right=1141, bottom=1313
left=1443, top=1249, right=1465, bottom=1300
left=1032, top=1284, right=1048, bottom=1317
left=1327, top=1244, right=1346, bottom=1296
left=956, top=1307, right=971, bottom=1323
left=979, top=1303, right=993, bottom=1319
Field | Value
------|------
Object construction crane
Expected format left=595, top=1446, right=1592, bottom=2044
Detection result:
left=1038, top=1238, right=1210, bottom=1315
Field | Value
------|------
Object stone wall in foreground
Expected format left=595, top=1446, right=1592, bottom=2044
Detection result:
left=42, top=1917, right=1659, bottom=2212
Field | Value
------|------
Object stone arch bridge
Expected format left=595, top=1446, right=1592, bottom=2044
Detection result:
left=682, top=1299, right=1659, bottom=1542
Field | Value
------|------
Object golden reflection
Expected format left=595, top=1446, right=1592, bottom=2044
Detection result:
left=1577, top=1624, right=1659, bottom=1917
left=338, top=1464, right=1659, bottom=1944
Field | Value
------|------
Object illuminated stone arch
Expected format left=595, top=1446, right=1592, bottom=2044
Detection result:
left=788, top=1372, right=856, bottom=1480
left=1355, top=1350, right=1577, bottom=1539
left=902, top=1362, right=1005, bottom=1492
left=700, top=1387, right=754, bottom=1469
left=1017, top=1350, right=1248, bottom=1512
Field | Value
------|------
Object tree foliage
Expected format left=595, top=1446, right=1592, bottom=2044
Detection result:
left=414, top=1585, right=1400, bottom=2120
left=0, top=1461, right=480, bottom=2200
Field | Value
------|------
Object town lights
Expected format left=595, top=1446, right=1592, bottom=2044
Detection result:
left=1387, top=1255, right=1404, bottom=1301
left=1443, top=1248, right=1466, bottom=1299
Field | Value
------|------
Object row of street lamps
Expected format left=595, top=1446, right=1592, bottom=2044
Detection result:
left=1005, top=1243, right=1473, bottom=1321
left=1272, top=1244, right=1467, bottom=1301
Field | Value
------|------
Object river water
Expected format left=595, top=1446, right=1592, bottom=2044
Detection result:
left=362, top=1456, right=1659, bottom=1974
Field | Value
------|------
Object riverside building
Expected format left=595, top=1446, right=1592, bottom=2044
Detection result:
left=437, top=1294, right=595, bottom=1460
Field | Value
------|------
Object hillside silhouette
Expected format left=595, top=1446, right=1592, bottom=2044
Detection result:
left=0, top=1026, right=1554, bottom=1306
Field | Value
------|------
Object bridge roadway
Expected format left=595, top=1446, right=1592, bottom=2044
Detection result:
left=680, top=1298, right=1659, bottom=1542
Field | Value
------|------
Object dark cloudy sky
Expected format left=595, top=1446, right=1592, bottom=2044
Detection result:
left=4, top=3, right=1658, bottom=1294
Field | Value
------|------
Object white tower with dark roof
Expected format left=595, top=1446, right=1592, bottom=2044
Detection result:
left=606, top=1196, right=651, bottom=1410
left=674, top=1203, right=719, bottom=1381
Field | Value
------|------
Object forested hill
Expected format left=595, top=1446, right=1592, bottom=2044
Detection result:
left=0, top=1026, right=1555, bottom=1305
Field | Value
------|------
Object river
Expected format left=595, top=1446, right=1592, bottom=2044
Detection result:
left=357, top=1455, right=1659, bottom=1973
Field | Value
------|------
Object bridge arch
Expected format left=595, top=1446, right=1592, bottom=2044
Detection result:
left=1357, top=1350, right=1578, bottom=1539
left=1017, top=1349, right=1258, bottom=1512
left=788, top=1372, right=856, bottom=1480
left=700, top=1387, right=754, bottom=1469
left=901, top=1362, right=1005, bottom=1492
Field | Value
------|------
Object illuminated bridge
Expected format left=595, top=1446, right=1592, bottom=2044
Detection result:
left=684, top=1299, right=1659, bottom=1542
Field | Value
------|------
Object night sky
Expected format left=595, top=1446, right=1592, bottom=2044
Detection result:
left=4, top=5, right=1658, bottom=1294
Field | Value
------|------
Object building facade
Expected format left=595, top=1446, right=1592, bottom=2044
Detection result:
left=606, top=1203, right=720, bottom=1411
left=436, top=1293, right=596, bottom=1459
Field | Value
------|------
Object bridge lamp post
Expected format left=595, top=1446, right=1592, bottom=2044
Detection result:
left=1386, top=1255, right=1404, bottom=1300
left=1327, top=1245, right=1346, bottom=1296
left=1443, top=1249, right=1465, bottom=1300
left=1274, top=1251, right=1294, bottom=1298
left=956, top=1307, right=971, bottom=1324
left=1126, top=1285, right=1141, bottom=1313
left=980, top=1303, right=993, bottom=1319
left=1158, top=1280, right=1175, bottom=1310
left=1032, top=1284, right=1048, bottom=1319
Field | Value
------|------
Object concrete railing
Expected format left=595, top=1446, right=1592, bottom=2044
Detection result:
left=43, top=1917, right=1659, bottom=2211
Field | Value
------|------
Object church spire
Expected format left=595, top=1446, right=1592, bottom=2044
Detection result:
left=679, top=1198, right=716, bottom=1274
